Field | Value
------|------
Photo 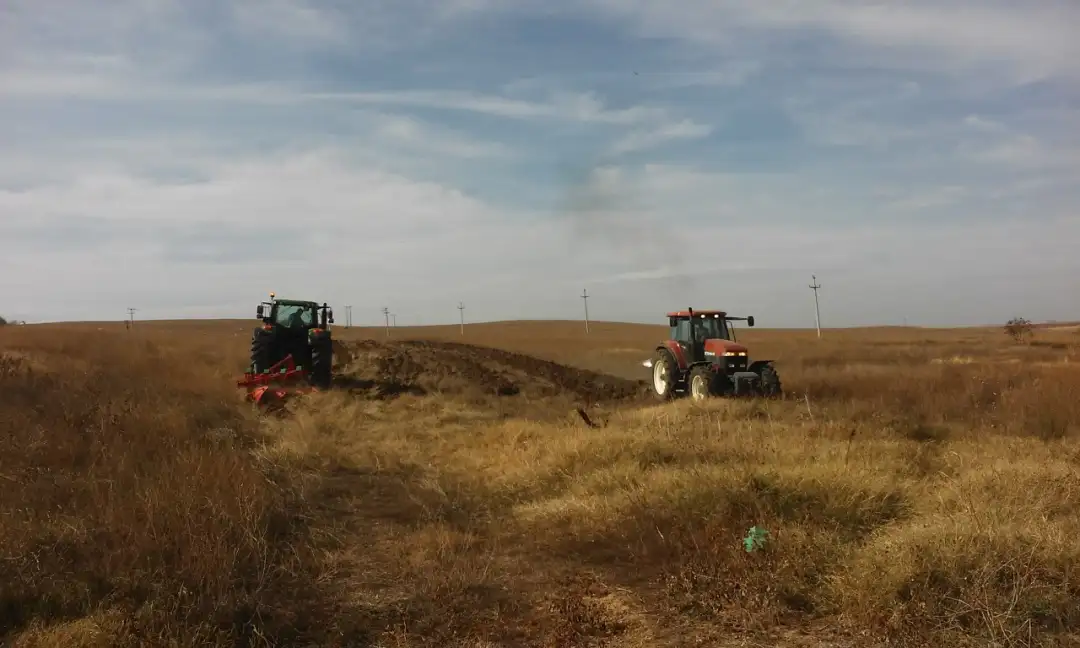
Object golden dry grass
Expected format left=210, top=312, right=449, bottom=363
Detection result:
left=3, top=319, right=1080, bottom=647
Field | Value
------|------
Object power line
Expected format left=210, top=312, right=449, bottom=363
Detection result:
left=457, top=302, right=465, bottom=336
left=809, top=275, right=822, bottom=339
left=381, top=307, right=390, bottom=337
left=581, top=288, right=590, bottom=334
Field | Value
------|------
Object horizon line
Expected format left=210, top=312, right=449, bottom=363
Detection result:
left=9, top=316, right=1058, bottom=331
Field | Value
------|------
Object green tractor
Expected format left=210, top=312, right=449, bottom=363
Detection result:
left=250, top=293, right=335, bottom=389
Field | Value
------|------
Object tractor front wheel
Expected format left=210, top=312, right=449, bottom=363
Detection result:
left=756, top=364, right=783, bottom=398
left=651, top=350, right=678, bottom=401
left=689, top=366, right=712, bottom=402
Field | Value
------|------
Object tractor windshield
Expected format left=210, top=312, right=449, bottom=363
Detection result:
left=691, top=316, right=729, bottom=340
left=273, top=304, right=315, bottom=329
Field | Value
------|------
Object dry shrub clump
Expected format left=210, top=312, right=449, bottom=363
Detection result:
left=0, top=327, right=345, bottom=647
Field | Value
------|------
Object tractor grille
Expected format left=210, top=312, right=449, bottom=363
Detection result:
left=725, top=356, right=748, bottom=372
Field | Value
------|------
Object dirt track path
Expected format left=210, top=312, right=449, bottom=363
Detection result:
left=331, top=339, right=651, bottom=413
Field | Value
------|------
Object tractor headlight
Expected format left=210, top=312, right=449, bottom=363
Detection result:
left=723, top=351, right=748, bottom=357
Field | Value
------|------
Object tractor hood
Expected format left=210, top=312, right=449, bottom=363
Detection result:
left=704, top=339, right=748, bottom=356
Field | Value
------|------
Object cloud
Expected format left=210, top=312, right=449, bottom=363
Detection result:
left=956, top=112, right=1080, bottom=172
left=2, top=147, right=1077, bottom=326
left=576, top=0, right=1080, bottom=83
left=880, top=186, right=969, bottom=212
left=228, top=0, right=347, bottom=46
left=304, top=89, right=677, bottom=125
left=1, top=0, right=1077, bottom=327
left=370, top=114, right=515, bottom=159
left=610, top=119, right=713, bottom=154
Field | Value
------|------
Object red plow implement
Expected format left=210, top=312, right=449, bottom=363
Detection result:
left=237, top=354, right=315, bottom=407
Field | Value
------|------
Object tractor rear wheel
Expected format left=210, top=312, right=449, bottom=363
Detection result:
left=250, top=329, right=271, bottom=374
left=689, top=366, right=712, bottom=402
left=309, top=338, right=333, bottom=389
left=756, top=364, right=783, bottom=398
left=651, top=349, right=677, bottom=401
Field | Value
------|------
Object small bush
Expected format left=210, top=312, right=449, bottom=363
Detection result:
left=1004, top=317, right=1034, bottom=343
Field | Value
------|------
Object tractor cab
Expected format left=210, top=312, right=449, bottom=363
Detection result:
left=257, top=293, right=334, bottom=332
left=246, top=293, right=336, bottom=395
left=666, top=309, right=754, bottom=364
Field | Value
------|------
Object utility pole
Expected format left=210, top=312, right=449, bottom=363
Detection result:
left=345, top=305, right=353, bottom=327
left=391, top=313, right=397, bottom=328
left=126, top=307, right=137, bottom=329
left=809, top=275, right=822, bottom=339
left=581, top=288, right=590, bottom=334
left=457, top=302, right=465, bottom=336
left=381, top=307, right=390, bottom=337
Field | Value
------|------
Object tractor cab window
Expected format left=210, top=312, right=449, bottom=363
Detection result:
left=672, top=316, right=730, bottom=341
left=696, top=316, right=729, bottom=340
left=274, top=304, right=315, bottom=328
left=672, top=318, right=693, bottom=341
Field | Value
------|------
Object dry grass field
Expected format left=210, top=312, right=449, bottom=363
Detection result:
left=2, top=318, right=1080, bottom=647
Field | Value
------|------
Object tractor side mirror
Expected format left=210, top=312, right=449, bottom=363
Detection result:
left=256, top=305, right=264, bottom=319
left=328, top=311, right=335, bottom=324
left=747, top=316, right=755, bottom=327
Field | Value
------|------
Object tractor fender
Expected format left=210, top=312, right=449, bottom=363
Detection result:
left=659, top=341, right=689, bottom=371
left=307, top=328, right=332, bottom=343
left=748, top=360, right=775, bottom=374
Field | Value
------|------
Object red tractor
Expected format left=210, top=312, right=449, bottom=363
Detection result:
left=643, top=307, right=782, bottom=401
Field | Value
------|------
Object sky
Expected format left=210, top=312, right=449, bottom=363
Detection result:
left=1, top=0, right=1079, bottom=327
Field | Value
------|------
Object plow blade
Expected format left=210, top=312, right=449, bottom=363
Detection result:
left=237, top=354, right=316, bottom=407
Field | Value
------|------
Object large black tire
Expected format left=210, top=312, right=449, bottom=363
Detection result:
left=755, top=364, right=783, bottom=398
left=651, top=349, right=678, bottom=401
left=710, top=371, right=734, bottom=397
left=250, top=328, right=272, bottom=374
left=309, top=337, right=333, bottom=389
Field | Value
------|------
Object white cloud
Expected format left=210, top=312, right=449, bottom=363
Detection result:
left=957, top=116, right=1080, bottom=171
left=577, top=0, right=1080, bottom=82
left=311, top=90, right=648, bottom=123
left=228, top=0, right=347, bottom=46
left=610, top=119, right=713, bottom=154
left=0, top=73, right=690, bottom=134
left=638, top=61, right=763, bottom=90
left=1, top=150, right=1077, bottom=326
left=370, top=114, right=515, bottom=159
left=963, top=114, right=1007, bottom=133
left=880, top=185, right=969, bottom=212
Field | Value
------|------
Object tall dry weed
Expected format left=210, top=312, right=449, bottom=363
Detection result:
left=0, top=328, right=345, bottom=646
